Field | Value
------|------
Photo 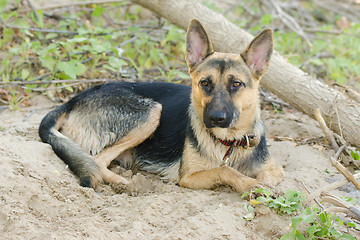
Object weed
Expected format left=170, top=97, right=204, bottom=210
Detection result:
left=281, top=206, right=356, bottom=240
left=241, top=188, right=305, bottom=214
left=349, top=147, right=360, bottom=161
left=242, top=188, right=359, bottom=239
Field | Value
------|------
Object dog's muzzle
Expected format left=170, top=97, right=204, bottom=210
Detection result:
left=204, top=109, right=233, bottom=128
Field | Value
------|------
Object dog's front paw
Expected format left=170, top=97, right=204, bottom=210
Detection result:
left=256, top=164, right=285, bottom=186
left=234, top=177, right=262, bottom=194
left=110, top=181, right=138, bottom=196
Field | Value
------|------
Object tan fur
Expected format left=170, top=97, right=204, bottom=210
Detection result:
left=186, top=105, right=255, bottom=168
left=179, top=139, right=258, bottom=192
left=94, top=104, right=162, bottom=188
left=191, top=53, right=261, bottom=141
left=256, top=157, right=284, bottom=186
left=62, top=111, right=118, bottom=155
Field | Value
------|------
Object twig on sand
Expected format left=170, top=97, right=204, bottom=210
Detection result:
left=301, top=181, right=323, bottom=209
left=306, top=147, right=360, bottom=204
left=314, top=108, right=339, bottom=151
left=314, top=108, right=351, bottom=165
left=321, top=193, right=360, bottom=221
left=329, top=147, right=360, bottom=191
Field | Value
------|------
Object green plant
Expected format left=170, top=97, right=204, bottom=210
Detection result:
left=242, top=188, right=358, bottom=239
left=241, top=188, right=305, bottom=214
left=0, top=1, right=188, bottom=107
left=281, top=206, right=356, bottom=240
left=350, top=147, right=360, bottom=161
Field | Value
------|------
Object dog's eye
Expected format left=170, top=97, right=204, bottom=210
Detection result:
left=233, top=81, right=245, bottom=88
left=200, top=79, right=209, bottom=87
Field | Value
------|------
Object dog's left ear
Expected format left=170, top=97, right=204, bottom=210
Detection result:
left=185, top=19, right=214, bottom=71
left=241, top=29, right=273, bottom=79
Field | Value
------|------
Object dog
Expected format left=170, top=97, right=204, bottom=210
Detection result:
left=39, top=19, right=284, bottom=194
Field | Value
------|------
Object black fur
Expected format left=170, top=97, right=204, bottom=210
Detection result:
left=234, top=133, right=269, bottom=176
left=128, top=82, right=191, bottom=171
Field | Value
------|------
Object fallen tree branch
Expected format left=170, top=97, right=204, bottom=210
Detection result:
left=304, top=28, right=342, bottom=35
left=301, top=181, right=323, bottom=209
left=265, top=0, right=312, bottom=47
left=22, top=83, right=86, bottom=91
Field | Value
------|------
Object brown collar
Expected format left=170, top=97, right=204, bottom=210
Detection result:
left=210, top=133, right=255, bottom=165
left=217, top=135, right=255, bottom=147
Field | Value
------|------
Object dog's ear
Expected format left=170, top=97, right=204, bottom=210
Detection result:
left=185, top=19, right=214, bottom=71
left=241, top=29, right=273, bottom=79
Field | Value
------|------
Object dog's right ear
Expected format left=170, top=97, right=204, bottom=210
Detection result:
left=185, top=19, right=214, bottom=71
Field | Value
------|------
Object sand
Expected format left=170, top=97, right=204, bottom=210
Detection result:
left=0, top=94, right=359, bottom=240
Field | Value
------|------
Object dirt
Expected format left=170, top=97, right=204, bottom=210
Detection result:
left=0, top=94, right=359, bottom=240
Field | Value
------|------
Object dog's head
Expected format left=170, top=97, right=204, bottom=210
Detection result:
left=185, top=19, right=273, bottom=137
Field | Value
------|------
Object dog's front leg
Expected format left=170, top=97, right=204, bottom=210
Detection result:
left=179, top=166, right=259, bottom=194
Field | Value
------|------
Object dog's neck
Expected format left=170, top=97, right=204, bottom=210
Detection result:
left=208, top=131, right=255, bottom=165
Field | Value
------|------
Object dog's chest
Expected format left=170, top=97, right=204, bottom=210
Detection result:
left=201, top=141, right=252, bottom=168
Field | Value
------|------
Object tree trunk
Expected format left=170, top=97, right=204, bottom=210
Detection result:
left=131, top=0, right=360, bottom=149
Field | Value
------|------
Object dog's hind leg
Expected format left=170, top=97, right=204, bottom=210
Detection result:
left=94, top=104, right=162, bottom=193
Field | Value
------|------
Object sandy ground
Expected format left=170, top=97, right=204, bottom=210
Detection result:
left=0, top=94, right=359, bottom=240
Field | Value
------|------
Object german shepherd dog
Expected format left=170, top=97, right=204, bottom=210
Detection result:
left=39, top=19, right=284, bottom=194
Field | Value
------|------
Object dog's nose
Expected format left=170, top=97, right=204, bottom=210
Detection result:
left=210, top=111, right=227, bottom=126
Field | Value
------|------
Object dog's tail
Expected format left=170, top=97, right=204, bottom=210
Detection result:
left=39, top=104, right=101, bottom=188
